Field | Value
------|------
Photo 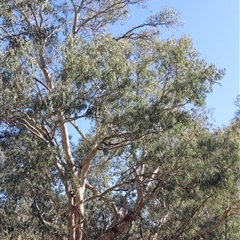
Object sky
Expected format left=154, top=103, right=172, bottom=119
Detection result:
left=125, top=0, right=239, bottom=127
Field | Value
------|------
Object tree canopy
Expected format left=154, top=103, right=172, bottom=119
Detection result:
left=0, top=1, right=239, bottom=239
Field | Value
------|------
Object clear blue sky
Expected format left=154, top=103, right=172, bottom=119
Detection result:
left=127, top=0, right=239, bottom=127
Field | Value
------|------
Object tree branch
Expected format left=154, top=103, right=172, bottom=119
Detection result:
left=81, top=180, right=134, bottom=204
left=191, top=199, right=240, bottom=240
left=58, top=112, right=74, bottom=168
left=33, top=197, right=52, bottom=227
left=172, top=193, right=216, bottom=240
left=69, top=120, right=91, bottom=147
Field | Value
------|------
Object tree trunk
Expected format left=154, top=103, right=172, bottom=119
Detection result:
left=67, top=188, right=84, bottom=240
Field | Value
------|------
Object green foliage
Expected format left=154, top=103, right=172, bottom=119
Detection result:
left=0, top=0, right=239, bottom=239
left=0, top=128, right=68, bottom=239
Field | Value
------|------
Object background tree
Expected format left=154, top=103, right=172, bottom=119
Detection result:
left=0, top=0, right=239, bottom=239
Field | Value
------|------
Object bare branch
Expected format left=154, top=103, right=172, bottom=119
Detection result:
left=191, top=199, right=240, bottom=240
left=78, top=143, right=100, bottom=186
left=145, top=167, right=159, bottom=191
left=70, top=0, right=86, bottom=35
left=38, top=47, right=53, bottom=90
left=114, top=23, right=157, bottom=41
left=81, top=180, right=134, bottom=204
left=58, top=112, right=74, bottom=168
left=23, top=68, right=51, bottom=92
left=133, top=168, right=144, bottom=207
left=69, top=120, right=91, bottom=147
left=3, top=117, right=45, bottom=142
left=172, top=193, right=216, bottom=240
left=33, top=197, right=52, bottom=227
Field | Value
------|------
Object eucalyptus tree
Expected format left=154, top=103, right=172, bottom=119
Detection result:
left=0, top=0, right=238, bottom=239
